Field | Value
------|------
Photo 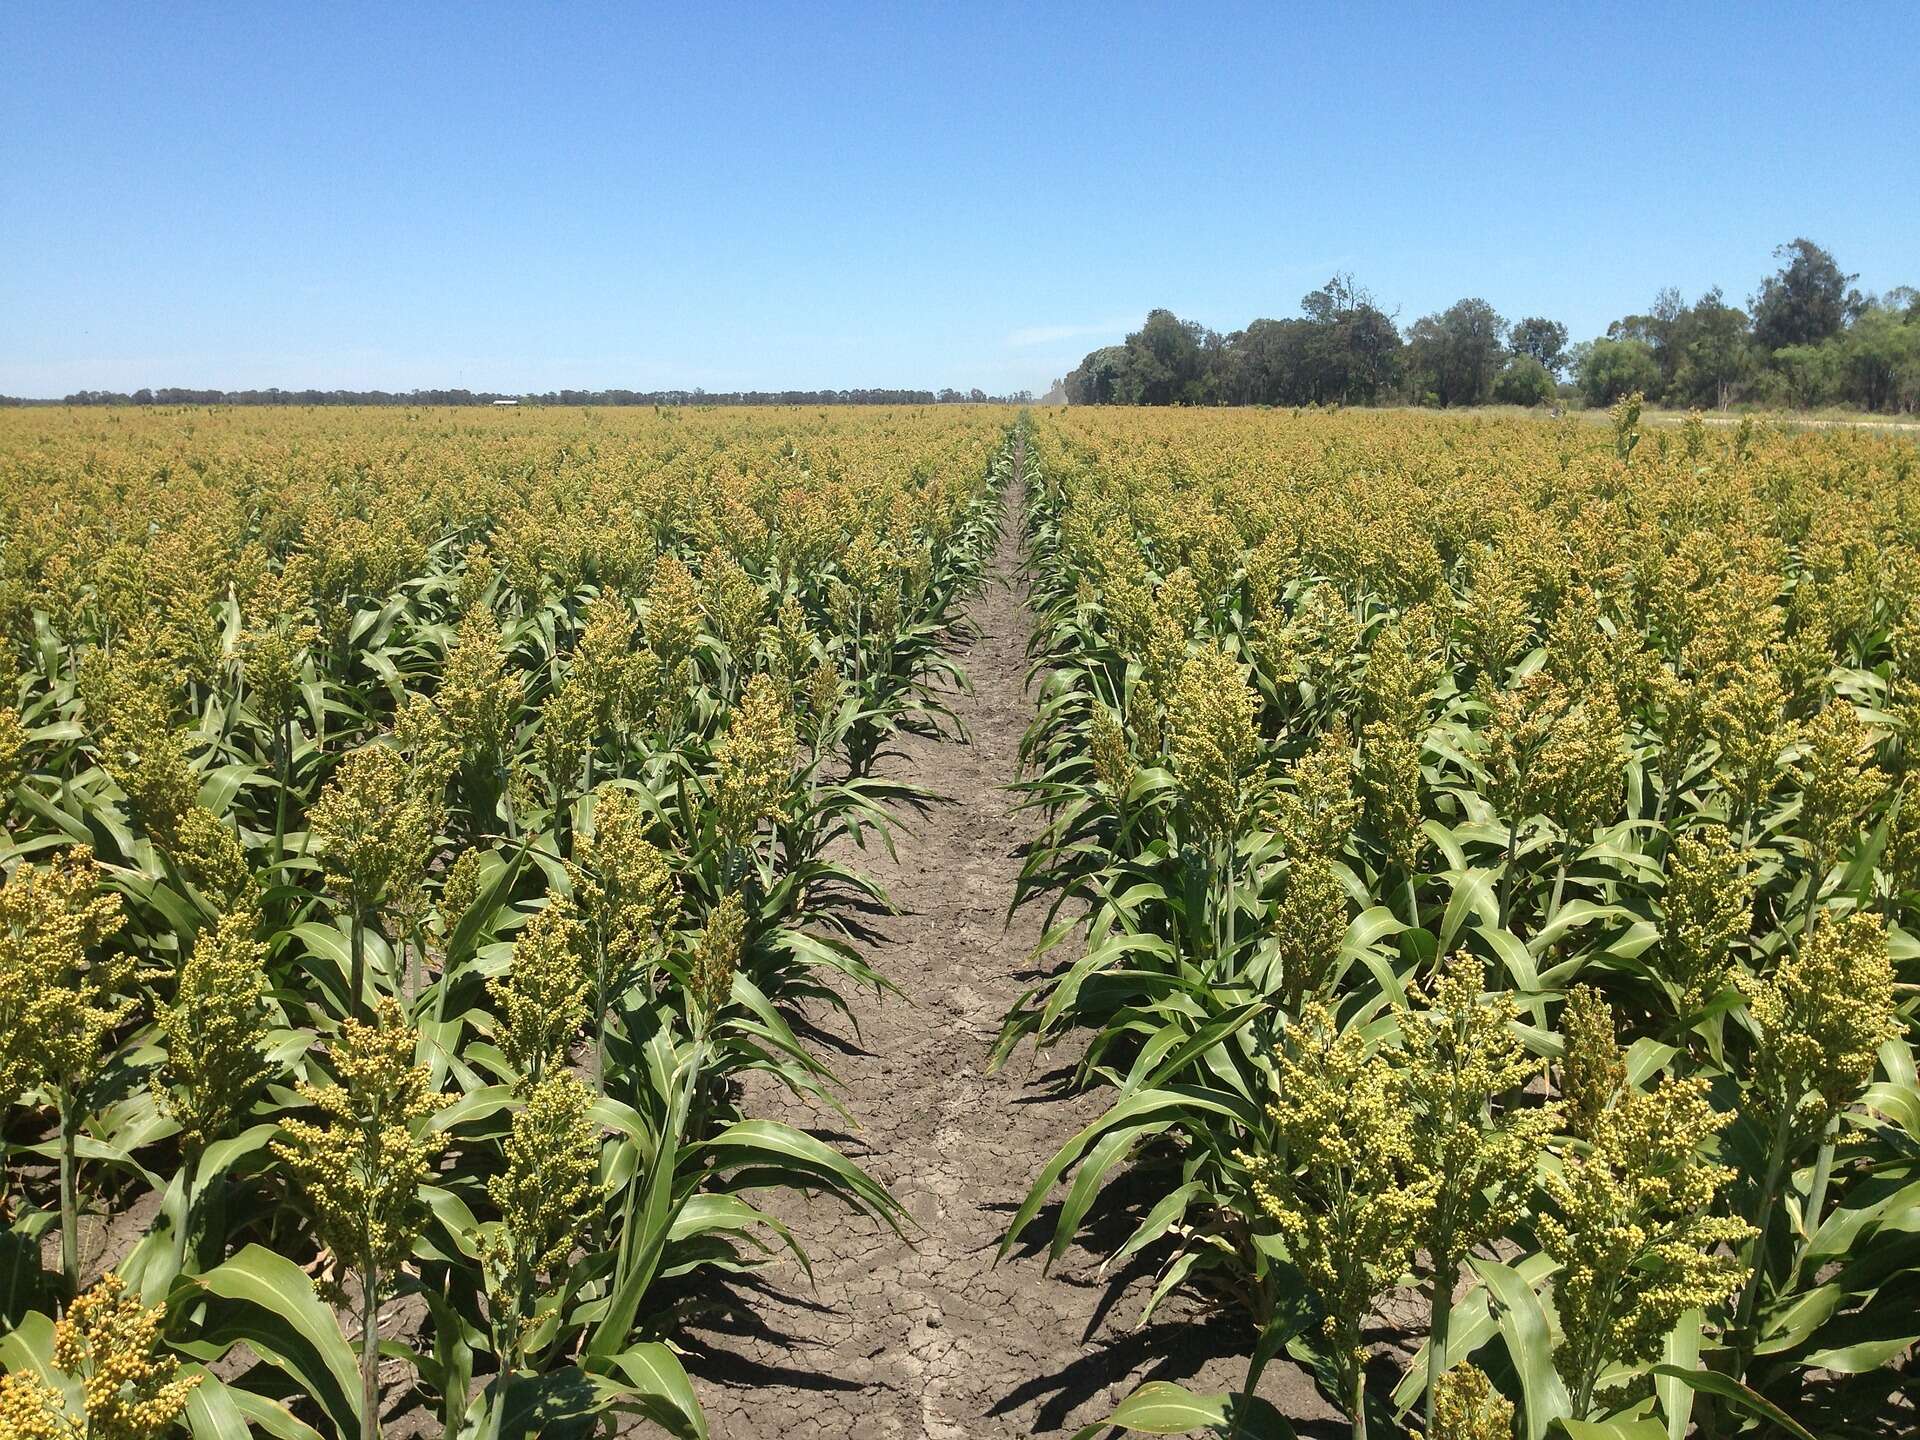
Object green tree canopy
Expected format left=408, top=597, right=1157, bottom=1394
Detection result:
left=1492, top=354, right=1556, bottom=406
left=1408, top=298, right=1507, bottom=406
left=1509, top=316, right=1570, bottom=377
left=1751, top=238, right=1861, bottom=351
left=1578, top=337, right=1661, bottom=405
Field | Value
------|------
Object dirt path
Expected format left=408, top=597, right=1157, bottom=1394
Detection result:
left=682, top=466, right=1333, bottom=1439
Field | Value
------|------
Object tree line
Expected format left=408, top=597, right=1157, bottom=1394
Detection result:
left=1061, top=240, right=1920, bottom=413
left=0, top=386, right=1036, bottom=408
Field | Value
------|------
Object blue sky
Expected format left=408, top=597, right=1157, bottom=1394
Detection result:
left=4, top=2, right=1916, bottom=397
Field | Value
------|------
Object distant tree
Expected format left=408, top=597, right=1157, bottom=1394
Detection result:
left=1604, top=287, right=1688, bottom=397
left=1751, top=239, right=1861, bottom=352
left=1669, top=288, right=1753, bottom=409
left=1231, top=318, right=1311, bottom=405
left=1579, top=338, right=1661, bottom=405
left=1768, top=343, right=1844, bottom=408
left=1295, top=276, right=1403, bottom=403
left=1492, top=354, right=1556, bottom=406
left=1841, top=304, right=1920, bottom=412
left=1407, top=298, right=1507, bottom=406
left=1508, top=317, right=1569, bottom=377
left=1122, top=309, right=1208, bottom=404
left=1064, top=346, right=1131, bottom=405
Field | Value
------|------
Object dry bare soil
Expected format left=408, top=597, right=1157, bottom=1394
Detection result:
left=680, top=483, right=1337, bottom=1438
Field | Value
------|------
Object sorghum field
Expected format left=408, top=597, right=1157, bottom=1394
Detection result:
left=0, top=405, right=1007, bottom=1438
left=0, top=401, right=1916, bottom=1440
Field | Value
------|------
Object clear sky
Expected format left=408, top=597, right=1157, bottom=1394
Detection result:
left=4, top=2, right=1916, bottom=397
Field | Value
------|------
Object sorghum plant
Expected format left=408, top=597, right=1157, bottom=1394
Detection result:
left=0, top=848, right=129, bottom=1292
left=156, top=906, right=272, bottom=1264
left=308, top=743, right=436, bottom=1017
left=1399, top=953, right=1558, bottom=1432
left=566, top=788, right=680, bottom=1089
left=1239, top=1004, right=1437, bottom=1439
left=1538, top=1073, right=1753, bottom=1419
left=273, top=999, right=448, bottom=1440
left=475, top=1071, right=602, bottom=1431
left=488, top=895, right=589, bottom=1091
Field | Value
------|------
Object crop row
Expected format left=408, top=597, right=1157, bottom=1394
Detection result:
left=1000, top=403, right=1918, bottom=1440
left=0, top=405, right=1011, bottom=1439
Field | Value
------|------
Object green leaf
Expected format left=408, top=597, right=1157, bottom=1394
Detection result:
left=1472, top=1256, right=1571, bottom=1440
left=1052, top=1122, right=1168, bottom=1265
left=493, top=1366, right=621, bottom=1440
left=1067, top=1381, right=1298, bottom=1438
left=604, top=1342, right=709, bottom=1440
left=1552, top=1420, right=1665, bottom=1440
left=588, top=1034, right=692, bottom=1361
left=1648, top=1366, right=1817, bottom=1440
left=187, top=1245, right=362, bottom=1437
left=0, top=1310, right=65, bottom=1392
left=1528, top=900, right=1631, bottom=956
left=695, top=1118, right=904, bottom=1228
left=1657, top=1310, right=1701, bottom=1440
left=184, top=1370, right=325, bottom=1440
left=1801, top=1333, right=1920, bottom=1373
left=1441, top=867, right=1499, bottom=952
left=999, top=1086, right=1254, bottom=1258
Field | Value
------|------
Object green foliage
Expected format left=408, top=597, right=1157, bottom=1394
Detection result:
left=1493, top=354, right=1556, bottom=406
left=1001, top=407, right=1914, bottom=1439
left=0, top=405, right=1011, bottom=1436
left=1578, top=338, right=1660, bottom=405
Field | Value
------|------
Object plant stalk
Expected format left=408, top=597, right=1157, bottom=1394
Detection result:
left=58, top=1089, right=79, bottom=1294
left=1546, top=837, right=1574, bottom=928
left=349, top=904, right=369, bottom=1019
left=1797, top=1115, right=1842, bottom=1269
left=1424, top=1262, right=1452, bottom=1435
left=361, top=1265, right=382, bottom=1440
left=1498, top=817, right=1520, bottom=930
left=1731, top=1109, right=1793, bottom=1380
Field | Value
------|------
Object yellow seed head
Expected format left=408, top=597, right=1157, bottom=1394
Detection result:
left=0, top=847, right=130, bottom=1105
left=159, top=907, right=272, bottom=1156
left=1557, top=984, right=1625, bottom=1143
left=308, top=743, right=436, bottom=915
left=1538, top=1075, right=1753, bottom=1405
left=272, top=998, right=447, bottom=1299
left=489, top=894, right=588, bottom=1089
left=567, top=788, right=679, bottom=994
left=712, top=675, right=796, bottom=844
left=702, top=546, right=765, bottom=665
left=1088, top=705, right=1136, bottom=800
left=1748, top=910, right=1897, bottom=1152
left=435, top=611, right=525, bottom=764
left=1425, top=1364, right=1514, bottom=1440
left=483, top=1070, right=602, bottom=1342
left=24, top=1273, right=202, bottom=1440
left=644, top=554, right=702, bottom=673
left=689, top=891, right=746, bottom=1026
left=1167, top=646, right=1258, bottom=842
left=1660, top=827, right=1752, bottom=1014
